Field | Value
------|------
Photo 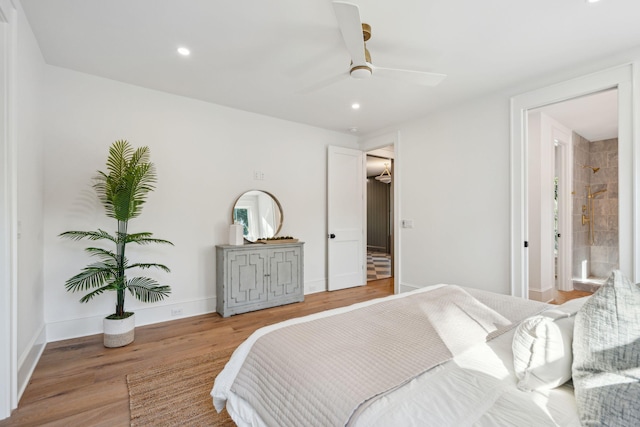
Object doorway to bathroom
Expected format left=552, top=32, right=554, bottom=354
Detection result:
left=365, top=146, right=394, bottom=282
left=529, top=88, right=619, bottom=297
left=510, top=63, right=634, bottom=301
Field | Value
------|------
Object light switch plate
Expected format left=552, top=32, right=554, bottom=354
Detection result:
left=402, top=219, right=414, bottom=229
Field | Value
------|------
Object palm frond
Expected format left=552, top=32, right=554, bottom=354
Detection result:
left=106, top=140, right=133, bottom=181
left=126, top=232, right=174, bottom=246
left=98, top=141, right=157, bottom=222
left=125, top=163, right=156, bottom=219
left=126, top=277, right=171, bottom=303
left=78, top=284, right=118, bottom=303
left=95, top=140, right=134, bottom=219
left=126, top=262, right=171, bottom=273
left=131, top=161, right=156, bottom=195
left=59, top=229, right=117, bottom=243
left=111, top=178, right=135, bottom=221
left=93, top=171, right=114, bottom=218
left=129, top=148, right=156, bottom=200
left=128, top=145, right=151, bottom=171
left=84, top=247, right=118, bottom=262
left=125, top=231, right=153, bottom=239
left=64, top=263, right=116, bottom=293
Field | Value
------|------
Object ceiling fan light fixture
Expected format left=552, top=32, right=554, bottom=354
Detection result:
left=375, top=174, right=391, bottom=184
left=350, top=65, right=372, bottom=79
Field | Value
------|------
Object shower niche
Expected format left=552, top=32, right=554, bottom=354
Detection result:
left=572, top=135, right=619, bottom=291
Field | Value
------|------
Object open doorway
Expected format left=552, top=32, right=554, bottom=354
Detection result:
left=527, top=89, right=619, bottom=300
left=510, top=63, right=634, bottom=300
left=366, top=146, right=394, bottom=282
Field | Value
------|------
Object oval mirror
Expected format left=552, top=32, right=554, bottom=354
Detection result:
left=232, top=190, right=283, bottom=242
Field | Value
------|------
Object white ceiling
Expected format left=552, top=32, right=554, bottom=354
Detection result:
left=20, top=0, right=640, bottom=136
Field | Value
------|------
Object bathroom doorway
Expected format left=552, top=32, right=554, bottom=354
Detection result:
left=510, top=63, right=634, bottom=301
left=365, top=146, right=394, bottom=282
left=529, top=88, right=619, bottom=297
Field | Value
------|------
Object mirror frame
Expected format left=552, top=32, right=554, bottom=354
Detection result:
left=231, top=190, right=283, bottom=242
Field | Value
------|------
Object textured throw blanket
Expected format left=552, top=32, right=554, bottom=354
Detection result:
left=230, top=285, right=546, bottom=427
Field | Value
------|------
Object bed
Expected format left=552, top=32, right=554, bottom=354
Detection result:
left=211, top=283, right=588, bottom=426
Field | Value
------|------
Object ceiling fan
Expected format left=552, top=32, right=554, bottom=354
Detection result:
left=304, top=1, right=447, bottom=92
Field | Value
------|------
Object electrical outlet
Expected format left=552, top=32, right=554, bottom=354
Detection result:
left=171, top=308, right=183, bottom=316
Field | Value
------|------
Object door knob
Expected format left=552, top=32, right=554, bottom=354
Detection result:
left=329, top=233, right=336, bottom=239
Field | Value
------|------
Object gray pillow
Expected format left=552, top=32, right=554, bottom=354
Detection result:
left=572, top=270, right=640, bottom=426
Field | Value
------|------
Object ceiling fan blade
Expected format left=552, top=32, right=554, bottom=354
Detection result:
left=296, top=72, right=350, bottom=94
left=373, top=66, right=447, bottom=87
left=332, top=1, right=367, bottom=66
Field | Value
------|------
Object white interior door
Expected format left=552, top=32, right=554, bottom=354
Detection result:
left=327, top=146, right=365, bottom=291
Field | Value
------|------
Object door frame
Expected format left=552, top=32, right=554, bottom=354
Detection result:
left=0, top=0, right=17, bottom=419
left=360, top=131, right=401, bottom=294
left=510, top=62, right=638, bottom=298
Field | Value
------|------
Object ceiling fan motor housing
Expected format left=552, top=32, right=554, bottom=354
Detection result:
left=350, top=27, right=372, bottom=80
left=350, top=65, right=373, bottom=79
left=362, top=23, right=371, bottom=41
left=332, top=2, right=446, bottom=87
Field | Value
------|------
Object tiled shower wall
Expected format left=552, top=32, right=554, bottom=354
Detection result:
left=572, top=133, right=619, bottom=280
left=589, top=138, right=619, bottom=277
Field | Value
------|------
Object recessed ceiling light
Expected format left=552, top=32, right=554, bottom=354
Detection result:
left=177, top=47, right=191, bottom=56
left=349, top=127, right=359, bottom=133
left=586, top=0, right=600, bottom=3
left=351, top=103, right=360, bottom=110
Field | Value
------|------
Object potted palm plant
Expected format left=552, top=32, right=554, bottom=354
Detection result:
left=60, top=140, right=173, bottom=347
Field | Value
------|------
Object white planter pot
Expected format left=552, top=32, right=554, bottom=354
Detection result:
left=103, top=313, right=135, bottom=348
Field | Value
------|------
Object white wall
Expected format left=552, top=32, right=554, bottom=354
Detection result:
left=15, top=0, right=45, bottom=400
left=42, top=66, right=357, bottom=341
left=395, top=93, right=512, bottom=295
left=394, top=61, right=640, bottom=297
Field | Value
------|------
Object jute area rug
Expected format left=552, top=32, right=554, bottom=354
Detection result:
left=127, top=347, right=236, bottom=426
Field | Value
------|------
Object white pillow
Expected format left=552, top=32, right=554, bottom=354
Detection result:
left=512, top=297, right=589, bottom=391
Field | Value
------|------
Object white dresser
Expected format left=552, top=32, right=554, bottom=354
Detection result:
left=215, top=242, right=304, bottom=317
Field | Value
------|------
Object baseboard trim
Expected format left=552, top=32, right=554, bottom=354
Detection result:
left=529, top=287, right=555, bottom=303
left=46, top=297, right=217, bottom=343
left=47, top=280, right=327, bottom=342
left=398, top=282, right=422, bottom=293
left=17, top=325, right=46, bottom=401
left=304, top=279, right=326, bottom=294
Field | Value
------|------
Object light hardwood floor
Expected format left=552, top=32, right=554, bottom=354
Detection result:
left=1, top=281, right=589, bottom=426
left=1, top=279, right=393, bottom=426
left=552, top=289, right=593, bottom=304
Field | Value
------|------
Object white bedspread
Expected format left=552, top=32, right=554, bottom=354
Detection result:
left=211, top=285, right=581, bottom=426
left=353, top=326, right=580, bottom=427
